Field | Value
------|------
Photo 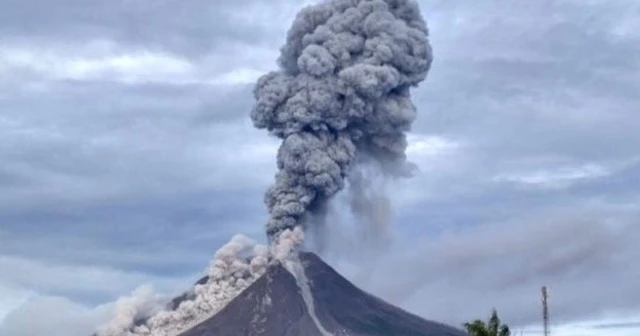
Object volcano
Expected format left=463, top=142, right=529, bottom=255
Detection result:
left=173, top=252, right=467, bottom=336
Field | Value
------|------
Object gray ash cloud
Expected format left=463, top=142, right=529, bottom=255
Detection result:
left=250, top=0, right=433, bottom=240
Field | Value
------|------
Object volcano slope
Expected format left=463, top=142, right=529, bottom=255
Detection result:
left=178, top=252, right=468, bottom=336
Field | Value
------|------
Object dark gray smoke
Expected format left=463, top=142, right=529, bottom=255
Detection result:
left=251, top=0, right=433, bottom=240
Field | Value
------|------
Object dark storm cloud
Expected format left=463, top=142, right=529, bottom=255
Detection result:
left=0, top=78, right=273, bottom=280
left=1, top=84, right=255, bottom=207
left=0, top=186, right=267, bottom=273
left=0, top=2, right=282, bottom=303
left=0, top=0, right=299, bottom=55
left=415, top=0, right=640, bottom=161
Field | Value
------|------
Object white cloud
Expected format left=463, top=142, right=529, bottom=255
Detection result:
left=407, top=134, right=461, bottom=159
left=494, top=163, right=611, bottom=189
left=0, top=286, right=33, bottom=325
left=0, top=294, right=112, bottom=336
left=524, top=314, right=640, bottom=336
left=0, top=40, right=270, bottom=86
left=0, top=284, right=174, bottom=336
left=390, top=134, right=463, bottom=207
left=0, top=255, right=189, bottom=300
left=0, top=43, right=193, bottom=84
left=0, top=259, right=188, bottom=336
left=207, top=68, right=265, bottom=85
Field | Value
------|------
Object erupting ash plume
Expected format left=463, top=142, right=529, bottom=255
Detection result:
left=251, top=0, right=433, bottom=240
left=95, top=1, right=434, bottom=335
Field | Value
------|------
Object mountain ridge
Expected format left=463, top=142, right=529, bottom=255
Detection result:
left=176, top=252, right=468, bottom=336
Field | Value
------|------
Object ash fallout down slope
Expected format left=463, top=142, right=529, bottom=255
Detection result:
left=250, top=0, right=433, bottom=241
left=177, top=252, right=469, bottom=336
left=94, top=245, right=470, bottom=336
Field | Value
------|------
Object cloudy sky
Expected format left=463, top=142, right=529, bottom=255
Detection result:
left=1, top=0, right=639, bottom=335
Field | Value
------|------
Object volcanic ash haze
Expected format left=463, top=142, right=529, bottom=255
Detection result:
left=250, top=0, right=433, bottom=240
left=95, top=229, right=306, bottom=336
left=95, top=0, right=434, bottom=335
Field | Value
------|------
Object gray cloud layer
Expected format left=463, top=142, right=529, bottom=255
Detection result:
left=1, top=0, right=639, bottom=333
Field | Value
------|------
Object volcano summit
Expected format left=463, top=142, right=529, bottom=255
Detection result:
left=147, top=252, right=468, bottom=336
left=94, top=233, right=469, bottom=336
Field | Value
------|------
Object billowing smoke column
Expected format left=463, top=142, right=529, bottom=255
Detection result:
left=251, top=0, right=433, bottom=240
left=96, top=1, right=432, bottom=335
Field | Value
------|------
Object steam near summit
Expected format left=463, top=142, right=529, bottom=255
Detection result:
left=250, top=0, right=433, bottom=240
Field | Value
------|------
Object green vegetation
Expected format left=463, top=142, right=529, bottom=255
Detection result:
left=463, top=309, right=511, bottom=336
